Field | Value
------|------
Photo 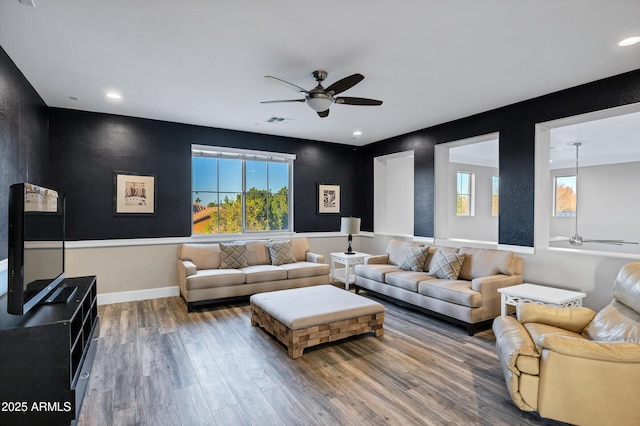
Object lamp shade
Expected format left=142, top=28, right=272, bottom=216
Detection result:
left=340, top=217, right=361, bottom=235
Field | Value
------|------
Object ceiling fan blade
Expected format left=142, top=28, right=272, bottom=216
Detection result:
left=317, top=109, right=329, bottom=118
left=582, top=239, right=639, bottom=245
left=260, top=99, right=306, bottom=104
left=335, top=97, right=383, bottom=106
left=325, top=73, right=364, bottom=95
left=265, top=76, right=309, bottom=94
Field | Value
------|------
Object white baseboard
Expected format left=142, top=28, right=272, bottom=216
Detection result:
left=97, top=286, right=180, bottom=305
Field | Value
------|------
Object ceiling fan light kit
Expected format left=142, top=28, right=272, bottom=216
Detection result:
left=262, top=70, right=383, bottom=118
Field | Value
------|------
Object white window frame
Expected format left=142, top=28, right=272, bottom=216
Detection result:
left=456, top=171, right=475, bottom=216
left=553, top=175, right=576, bottom=217
left=191, top=144, right=295, bottom=235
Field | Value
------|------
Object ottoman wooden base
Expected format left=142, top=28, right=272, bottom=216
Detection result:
left=251, top=304, right=384, bottom=359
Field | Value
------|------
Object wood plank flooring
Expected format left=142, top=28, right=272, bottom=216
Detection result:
left=77, top=291, right=565, bottom=426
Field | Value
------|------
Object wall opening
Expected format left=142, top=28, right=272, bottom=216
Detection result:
left=373, top=151, right=414, bottom=236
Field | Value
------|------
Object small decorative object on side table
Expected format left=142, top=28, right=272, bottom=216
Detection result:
left=498, top=283, right=587, bottom=316
left=331, top=251, right=370, bottom=290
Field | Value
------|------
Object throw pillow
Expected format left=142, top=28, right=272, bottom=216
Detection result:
left=429, top=251, right=466, bottom=280
left=267, top=240, right=297, bottom=266
left=219, top=242, right=249, bottom=269
left=398, top=246, right=429, bottom=272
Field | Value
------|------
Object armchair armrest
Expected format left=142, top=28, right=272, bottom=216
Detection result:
left=305, top=252, right=324, bottom=263
left=493, top=315, right=540, bottom=375
left=536, top=334, right=640, bottom=362
left=492, top=315, right=539, bottom=412
left=365, top=254, right=389, bottom=264
left=179, top=260, right=197, bottom=277
left=517, top=303, right=596, bottom=333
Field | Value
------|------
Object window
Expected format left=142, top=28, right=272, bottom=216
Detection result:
left=192, top=145, right=294, bottom=235
left=456, top=171, right=474, bottom=216
left=554, top=175, right=576, bottom=217
left=491, top=175, right=499, bottom=216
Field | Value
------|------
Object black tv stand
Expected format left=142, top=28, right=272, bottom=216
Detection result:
left=44, top=285, right=78, bottom=304
left=0, top=276, right=98, bottom=425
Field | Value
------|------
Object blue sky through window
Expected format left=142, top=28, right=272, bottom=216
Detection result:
left=192, top=157, right=289, bottom=207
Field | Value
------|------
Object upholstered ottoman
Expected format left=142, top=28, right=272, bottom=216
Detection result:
left=250, top=285, right=385, bottom=358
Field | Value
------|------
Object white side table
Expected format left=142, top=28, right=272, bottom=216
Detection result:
left=330, top=252, right=370, bottom=290
left=498, top=283, right=587, bottom=316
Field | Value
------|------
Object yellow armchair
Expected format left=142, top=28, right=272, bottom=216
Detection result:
left=493, top=262, right=640, bottom=426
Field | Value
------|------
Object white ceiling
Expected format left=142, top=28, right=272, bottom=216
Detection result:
left=1, top=1, right=639, bottom=146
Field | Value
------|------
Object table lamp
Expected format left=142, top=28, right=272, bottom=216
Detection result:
left=340, top=217, right=361, bottom=255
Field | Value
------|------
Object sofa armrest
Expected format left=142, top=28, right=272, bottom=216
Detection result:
left=179, top=260, right=197, bottom=277
left=365, top=254, right=389, bottom=264
left=471, top=274, right=522, bottom=293
left=517, top=303, right=596, bottom=333
left=471, top=274, right=523, bottom=318
left=306, top=252, right=324, bottom=263
left=536, top=334, right=640, bottom=363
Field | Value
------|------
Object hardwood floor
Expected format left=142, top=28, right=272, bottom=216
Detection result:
left=77, top=292, right=565, bottom=426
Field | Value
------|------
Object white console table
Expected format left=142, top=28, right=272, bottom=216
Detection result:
left=498, top=283, right=586, bottom=316
left=330, top=252, right=370, bottom=290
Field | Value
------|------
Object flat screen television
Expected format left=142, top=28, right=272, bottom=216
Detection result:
left=7, top=182, right=66, bottom=315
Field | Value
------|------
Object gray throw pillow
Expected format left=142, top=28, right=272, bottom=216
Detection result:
left=267, top=240, right=297, bottom=266
left=219, top=242, right=249, bottom=269
left=429, top=251, right=465, bottom=280
left=398, top=246, right=429, bottom=272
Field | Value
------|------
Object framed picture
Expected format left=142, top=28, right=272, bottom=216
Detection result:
left=318, top=184, right=340, bottom=214
left=114, top=171, right=157, bottom=215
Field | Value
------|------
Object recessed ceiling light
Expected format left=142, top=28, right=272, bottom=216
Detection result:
left=352, top=130, right=362, bottom=137
left=106, top=92, right=122, bottom=99
left=618, top=36, right=640, bottom=47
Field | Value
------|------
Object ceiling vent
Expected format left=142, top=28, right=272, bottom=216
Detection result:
left=266, top=116, right=291, bottom=124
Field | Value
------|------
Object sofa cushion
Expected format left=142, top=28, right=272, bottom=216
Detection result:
left=241, top=264, right=287, bottom=284
left=220, top=242, right=249, bottom=269
left=185, top=269, right=246, bottom=290
left=398, top=246, right=430, bottom=272
left=458, top=247, right=515, bottom=280
left=291, top=238, right=311, bottom=261
left=179, top=243, right=221, bottom=270
left=385, top=271, right=433, bottom=292
left=279, top=261, right=331, bottom=279
left=354, top=264, right=403, bottom=282
left=267, top=240, right=297, bottom=266
left=417, top=279, right=482, bottom=308
left=387, top=239, right=424, bottom=266
left=239, top=240, right=271, bottom=266
left=429, top=251, right=465, bottom=280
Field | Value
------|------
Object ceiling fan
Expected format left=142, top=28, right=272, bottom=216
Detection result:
left=261, top=70, right=383, bottom=118
left=562, top=141, right=637, bottom=247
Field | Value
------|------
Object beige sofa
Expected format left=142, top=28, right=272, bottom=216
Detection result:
left=492, top=262, right=640, bottom=426
left=178, top=238, right=330, bottom=311
left=354, top=239, right=523, bottom=335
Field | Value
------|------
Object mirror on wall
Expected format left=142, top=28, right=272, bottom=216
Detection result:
left=546, top=107, right=640, bottom=254
left=434, top=134, right=499, bottom=244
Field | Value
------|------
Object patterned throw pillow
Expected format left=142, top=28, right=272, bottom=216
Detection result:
left=398, top=246, right=429, bottom=272
left=219, top=242, right=249, bottom=269
left=429, top=251, right=466, bottom=280
left=267, top=240, right=297, bottom=266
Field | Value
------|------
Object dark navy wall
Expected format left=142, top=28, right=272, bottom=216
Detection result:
left=361, top=69, right=640, bottom=247
left=48, top=109, right=361, bottom=241
left=0, top=47, right=49, bottom=259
